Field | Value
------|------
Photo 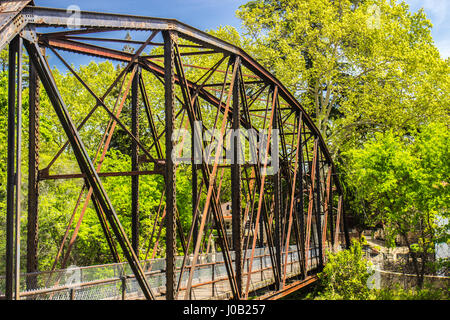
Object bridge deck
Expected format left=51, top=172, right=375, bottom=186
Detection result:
left=4, top=246, right=320, bottom=300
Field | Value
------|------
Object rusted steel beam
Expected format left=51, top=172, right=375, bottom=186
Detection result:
left=342, top=199, right=351, bottom=249
left=315, top=148, right=324, bottom=270
left=329, top=177, right=335, bottom=249
left=199, top=95, right=241, bottom=300
left=262, top=275, right=318, bottom=300
left=142, top=50, right=217, bottom=59
left=231, top=64, right=243, bottom=296
left=305, top=139, right=318, bottom=272
left=90, top=193, right=121, bottom=264
left=27, top=60, right=40, bottom=290
left=322, top=167, right=332, bottom=260
left=139, top=74, right=163, bottom=159
left=288, top=115, right=306, bottom=279
left=0, top=1, right=30, bottom=51
left=273, top=92, right=282, bottom=291
left=282, top=113, right=303, bottom=287
left=60, top=35, right=202, bottom=48
left=43, top=37, right=134, bottom=61
left=163, top=30, right=177, bottom=301
left=39, top=170, right=163, bottom=180
left=192, top=150, right=199, bottom=251
left=6, top=35, right=20, bottom=300
left=202, top=80, right=264, bottom=88
left=39, top=27, right=123, bottom=38
left=334, top=195, right=343, bottom=252
left=14, top=36, right=23, bottom=300
left=142, top=191, right=165, bottom=263
left=131, top=67, right=140, bottom=254
left=174, top=181, right=204, bottom=298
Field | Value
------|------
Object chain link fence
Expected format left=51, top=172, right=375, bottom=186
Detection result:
left=0, top=245, right=315, bottom=300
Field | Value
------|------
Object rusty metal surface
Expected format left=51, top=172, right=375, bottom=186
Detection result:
left=261, top=275, right=319, bottom=300
left=0, top=1, right=31, bottom=49
left=0, top=0, right=32, bottom=13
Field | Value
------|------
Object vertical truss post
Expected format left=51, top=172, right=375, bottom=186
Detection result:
left=27, top=59, right=40, bottom=290
left=296, top=114, right=307, bottom=279
left=342, top=199, right=351, bottom=249
left=131, top=65, right=140, bottom=254
left=322, top=168, right=332, bottom=261
left=192, top=118, right=198, bottom=250
left=14, top=36, right=23, bottom=300
left=192, top=169, right=198, bottom=251
left=297, top=199, right=307, bottom=278
left=305, top=139, right=318, bottom=272
left=231, top=61, right=242, bottom=295
left=315, top=144, right=324, bottom=270
left=333, top=195, right=343, bottom=252
left=272, top=92, right=282, bottom=290
left=163, top=30, right=177, bottom=300
left=6, top=35, right=20, bottom=300
left=329, top=176, right=335, bottom=249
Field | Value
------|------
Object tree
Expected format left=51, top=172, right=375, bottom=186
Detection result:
left=236, top=0, right=449, bottom=156
left=314, top=239, right=375, bottom=300
left=343, top=122, right=449, bottom=287
left=312, top=239, right=448, bottom=300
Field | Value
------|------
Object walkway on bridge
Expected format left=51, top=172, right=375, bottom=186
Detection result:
left=2, top=246, right=324, bottom=300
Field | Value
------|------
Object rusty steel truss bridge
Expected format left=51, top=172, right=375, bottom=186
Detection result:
left=0, top=0, right=350, bottom=300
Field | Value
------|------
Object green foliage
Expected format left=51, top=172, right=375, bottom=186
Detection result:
left=313, top=239, right=375, bottom=300
left=343, top=122, right=449, bottom=284
left=237, top=0, right=450, bottom=155
left=311, top=239, right=448, bottom=300
left=376, top=284, right=449, bottom=300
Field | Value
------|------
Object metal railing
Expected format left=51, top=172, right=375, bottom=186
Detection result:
left=0, top=245, right=320, bottom=300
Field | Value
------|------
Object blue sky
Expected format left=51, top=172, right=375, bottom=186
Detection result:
left=405, top=0, right=449, bottom=58
left=34, top=0, right=248, bottom=33
left=34, top=0, right=449, bottom=68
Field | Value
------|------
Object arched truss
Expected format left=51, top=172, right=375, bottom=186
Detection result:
left=1, top=1, right=350, bottom=300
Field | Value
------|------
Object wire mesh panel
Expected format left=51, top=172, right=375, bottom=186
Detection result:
left=8, top=245, right=304, bottom=300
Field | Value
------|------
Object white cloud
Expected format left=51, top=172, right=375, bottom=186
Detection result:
left=403, top=0, right=449, bottom=58
left=404, top=0, right=449, bottom=26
